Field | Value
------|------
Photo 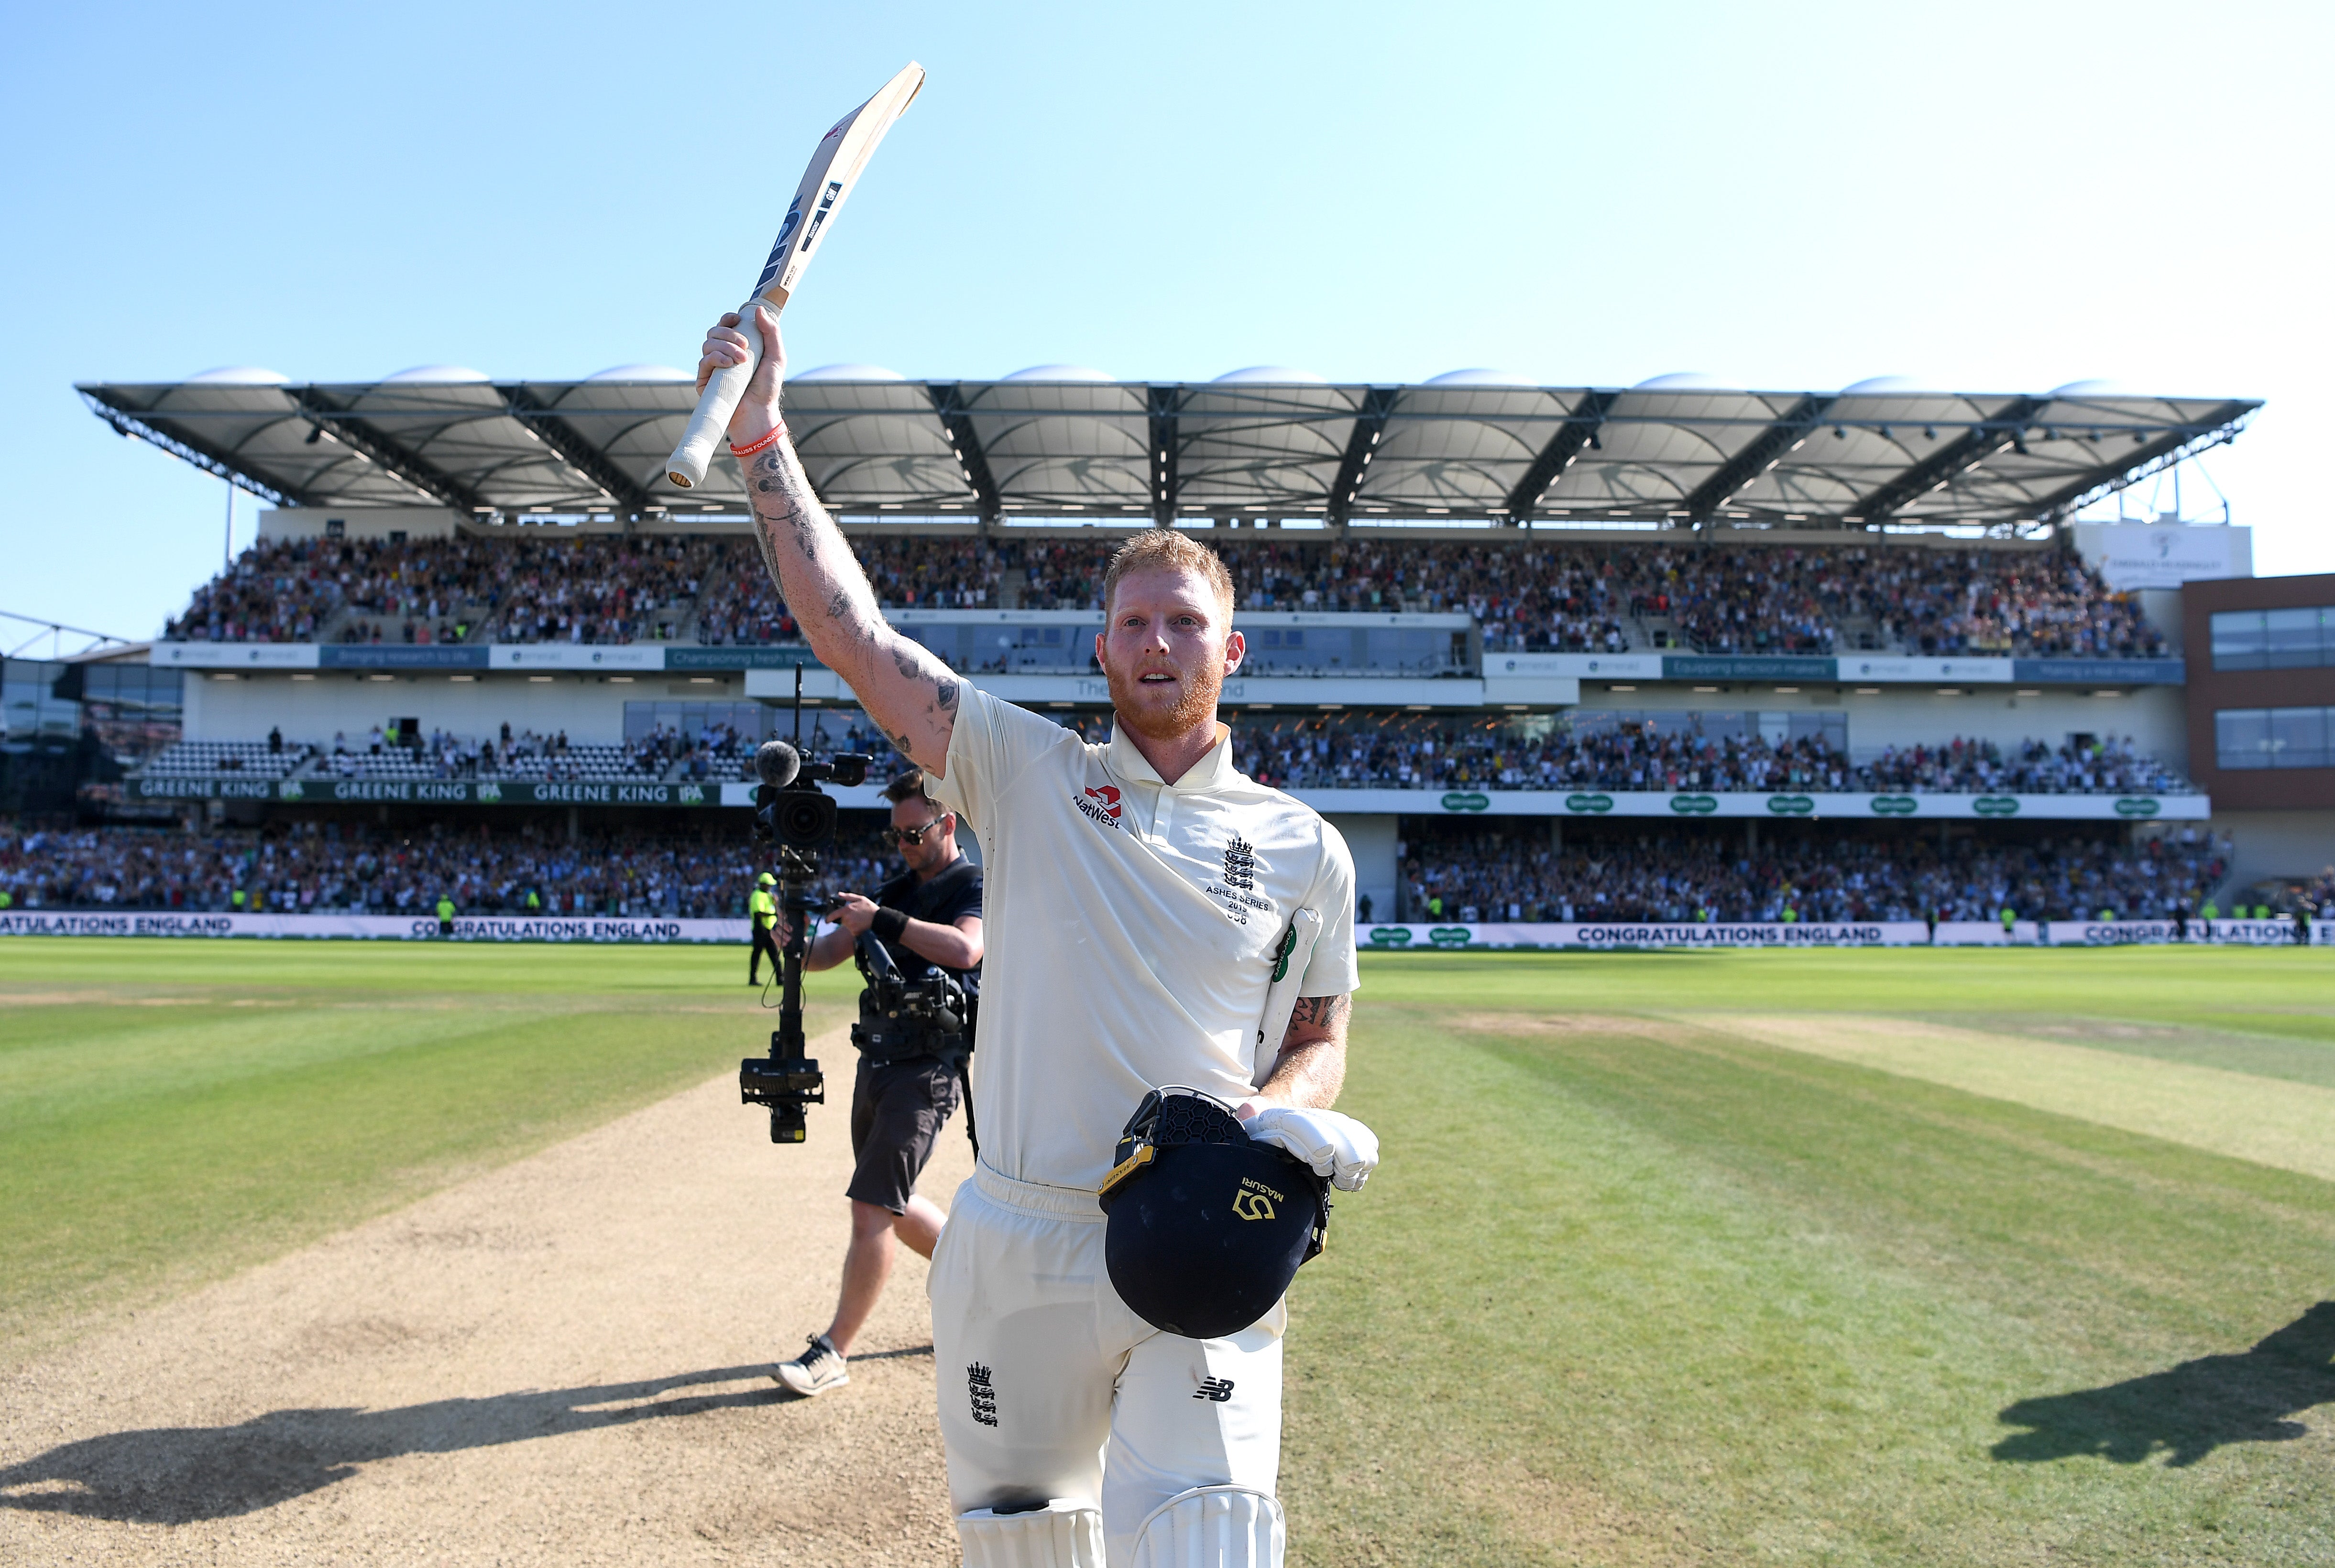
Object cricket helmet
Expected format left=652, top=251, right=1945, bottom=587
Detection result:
left=1097, top=1087, right=1328, bottom=1339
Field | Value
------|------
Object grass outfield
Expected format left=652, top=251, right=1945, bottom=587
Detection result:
left=1287, top=948, right=2335, bottom=1566
left=0, top=937, right=858, bottom=1362
left=4, top=939, right=2332, bottom=1563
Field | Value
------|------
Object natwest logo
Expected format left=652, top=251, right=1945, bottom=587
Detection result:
left=1074, top=783, right=1124, bottom=829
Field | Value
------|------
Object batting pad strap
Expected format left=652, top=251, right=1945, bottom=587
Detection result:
left=956, top=1501, right=1104, bottom=1568
left=1129, top=1485, right=1285, bottom=1568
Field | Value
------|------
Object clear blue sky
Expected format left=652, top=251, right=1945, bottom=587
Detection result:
left=4, top=0, right=2327, bottom=647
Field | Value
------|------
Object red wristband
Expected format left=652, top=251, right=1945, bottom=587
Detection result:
left=728, top=422, right=786, bottom=458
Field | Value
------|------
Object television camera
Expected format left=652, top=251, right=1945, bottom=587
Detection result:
left=738, top=698, right=871, bottom=1144
left=849, top=924, right=971, bottom=1057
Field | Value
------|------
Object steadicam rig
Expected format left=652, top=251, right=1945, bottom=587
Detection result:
left=738, top=676, right=872, bottom=1144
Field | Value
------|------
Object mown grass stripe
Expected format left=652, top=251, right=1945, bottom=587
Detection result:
left=1699, top=1012, right=2335, bottom=1183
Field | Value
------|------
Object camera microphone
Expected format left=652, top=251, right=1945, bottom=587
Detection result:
left=755, top=739, right=801, bottom=787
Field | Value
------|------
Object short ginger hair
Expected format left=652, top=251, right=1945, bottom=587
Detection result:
left=1102, top=530, right=1235, bottom=619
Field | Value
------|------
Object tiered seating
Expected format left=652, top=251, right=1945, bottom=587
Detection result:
left=317, top=742, right=655, bottom=783
left=1228, top=715, right=2193, bottom=795
left=0, top=822, right=897, bottom=919
left=138, top=740, right=311, bottom=778
left=1404, top=822, right=2231, bottom=925
left=160, top=531, right=2168, bottom=661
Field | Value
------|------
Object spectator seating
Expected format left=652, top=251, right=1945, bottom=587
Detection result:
left=138, top=740, right=313, bottom=779
left=1402, top=823, right=2229, bottom=925
left=1230, top=715, right=2192, bottom=796
left=158, top=530, right=2168, bottom=663
left=0, top=821, right=900, bottom=920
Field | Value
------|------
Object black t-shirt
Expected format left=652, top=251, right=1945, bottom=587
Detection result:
left=871, top=859, right=983, bottom=991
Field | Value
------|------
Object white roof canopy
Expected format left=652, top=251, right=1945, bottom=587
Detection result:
left=79, top=375, right=2258, bottom=532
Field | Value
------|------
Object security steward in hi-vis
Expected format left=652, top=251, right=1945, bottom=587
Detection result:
left=769, top=767, right=983, bottom=1398
left=747, top=871, right=782, bottom=985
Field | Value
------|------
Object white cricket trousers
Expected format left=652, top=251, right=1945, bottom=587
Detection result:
left=930, top=1160, right=1285, bottom=1565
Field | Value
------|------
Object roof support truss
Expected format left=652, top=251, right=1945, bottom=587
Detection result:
left=1148, top=385, right=1181, bottom=527
left=1681, top=393, right=1836, bottom=522
left=1851, top=396, right=2048, bottom=524
left=1502, top=392, right=1616, bottom=521
left=925, top=383, right=1002, bottom=524
left=1326, top=387, right=1402, bottom=528
left=291, top=389, right=489, bottom=514
left=501, top=388, right=661, bottom=514
left=2031, top=401, right=2258, bottom=525
left=78, top=390, right=308, bottom=507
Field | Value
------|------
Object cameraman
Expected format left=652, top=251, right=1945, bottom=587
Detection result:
left=770, top=767, right=983, bottom=1398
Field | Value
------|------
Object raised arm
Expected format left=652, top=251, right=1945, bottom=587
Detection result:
left=698, top=307, right=960, bottom=775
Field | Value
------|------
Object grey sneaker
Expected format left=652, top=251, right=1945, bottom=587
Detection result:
left=773, top=1333, right=849, bottom=1396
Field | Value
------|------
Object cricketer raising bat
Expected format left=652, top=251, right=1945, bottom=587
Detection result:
left=665, top=60, right=925, bottom=489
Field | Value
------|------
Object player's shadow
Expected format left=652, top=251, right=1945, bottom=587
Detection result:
left=0, top=1363, right=790, bottom=1524
left=1992, top=1301, right=2335, bottom=1467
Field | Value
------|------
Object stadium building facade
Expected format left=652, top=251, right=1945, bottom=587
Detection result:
left=10, top=369, right=2326, bottom=942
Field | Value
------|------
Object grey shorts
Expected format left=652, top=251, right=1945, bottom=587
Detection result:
left=846, top=1055, right=963, bottom=1213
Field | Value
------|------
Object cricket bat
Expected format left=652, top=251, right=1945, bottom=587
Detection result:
left=665, top=60, right=925, bottom=490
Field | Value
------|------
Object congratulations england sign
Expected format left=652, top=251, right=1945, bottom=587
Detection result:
left=0, top=912, right=751, bottom=943
left=1359, top=920, right=2321, bottom=949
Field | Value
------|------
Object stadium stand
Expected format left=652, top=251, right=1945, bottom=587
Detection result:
left=45, top=370, right=2297, bottom=932
left=0, top=820, right=896, bottom=920
left=2, top=817, right=2226, bottom=926
left=165, top=534, right=724, bottom=647
left=1226, top=713, right=2189, bottom=795
left=155, top=532, right=2163, bottom=660
left=139, top=738, right=314, bottom=779
left=1402, top=822, right=2232, bottom=924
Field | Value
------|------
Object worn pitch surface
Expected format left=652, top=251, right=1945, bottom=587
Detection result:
left=0, top=1049, right=970, bottom=1566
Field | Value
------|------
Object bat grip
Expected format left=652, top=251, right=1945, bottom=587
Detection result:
left=666, top=301, right=767, bottom=489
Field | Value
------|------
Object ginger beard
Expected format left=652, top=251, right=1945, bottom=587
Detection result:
left=1105, top=647, right=1225, bottom=740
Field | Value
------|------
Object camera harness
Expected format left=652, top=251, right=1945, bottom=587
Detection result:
left=850, top=856, right=983, bottom=1152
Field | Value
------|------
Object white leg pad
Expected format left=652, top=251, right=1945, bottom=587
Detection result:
left=957, top=1501, right=1106, bottom=1568
left=1128, top=1485, right=1285, bottom=1568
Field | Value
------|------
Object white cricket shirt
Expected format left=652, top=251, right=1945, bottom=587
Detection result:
left=931, top=686, right=1359, bottom=1192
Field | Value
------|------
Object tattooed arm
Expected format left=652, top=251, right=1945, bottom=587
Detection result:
left=1248, top=993, right=1350, bottom=1111
left=697, top=305, right=961, bottom=775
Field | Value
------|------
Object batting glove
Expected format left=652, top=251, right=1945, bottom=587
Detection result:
left=1245, top=1107, right=1379, bottom=1192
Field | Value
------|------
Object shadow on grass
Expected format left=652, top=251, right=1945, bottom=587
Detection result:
left=0, top=1361, right=822, bottom=1523
left=1993, top=1302, right=2335, bottom=1467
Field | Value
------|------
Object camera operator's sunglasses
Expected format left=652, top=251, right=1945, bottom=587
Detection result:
left=882, top=817, right=947, bottom=846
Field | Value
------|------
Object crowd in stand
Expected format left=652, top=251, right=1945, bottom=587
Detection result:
left=1229, top=716, right=2190, bottom=796
left=1854, top=734, right=2188, bottom=795
left=1401, top=824, right=2231, bottom=925
left=161, top=530, right=2162, bottom=663
left=0, top=820, right=898, bottom=921
left=1, top=814, right=2238, bottom=928
left=2307, top=866, right=2335, bottom=914
left=314, top=724, right=617, bottom=781
left=1235, top=717, right=1846, bottom=793
left=624, top=719, right=756, bottom=781
left=165, top=534, right=720, bottom=647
